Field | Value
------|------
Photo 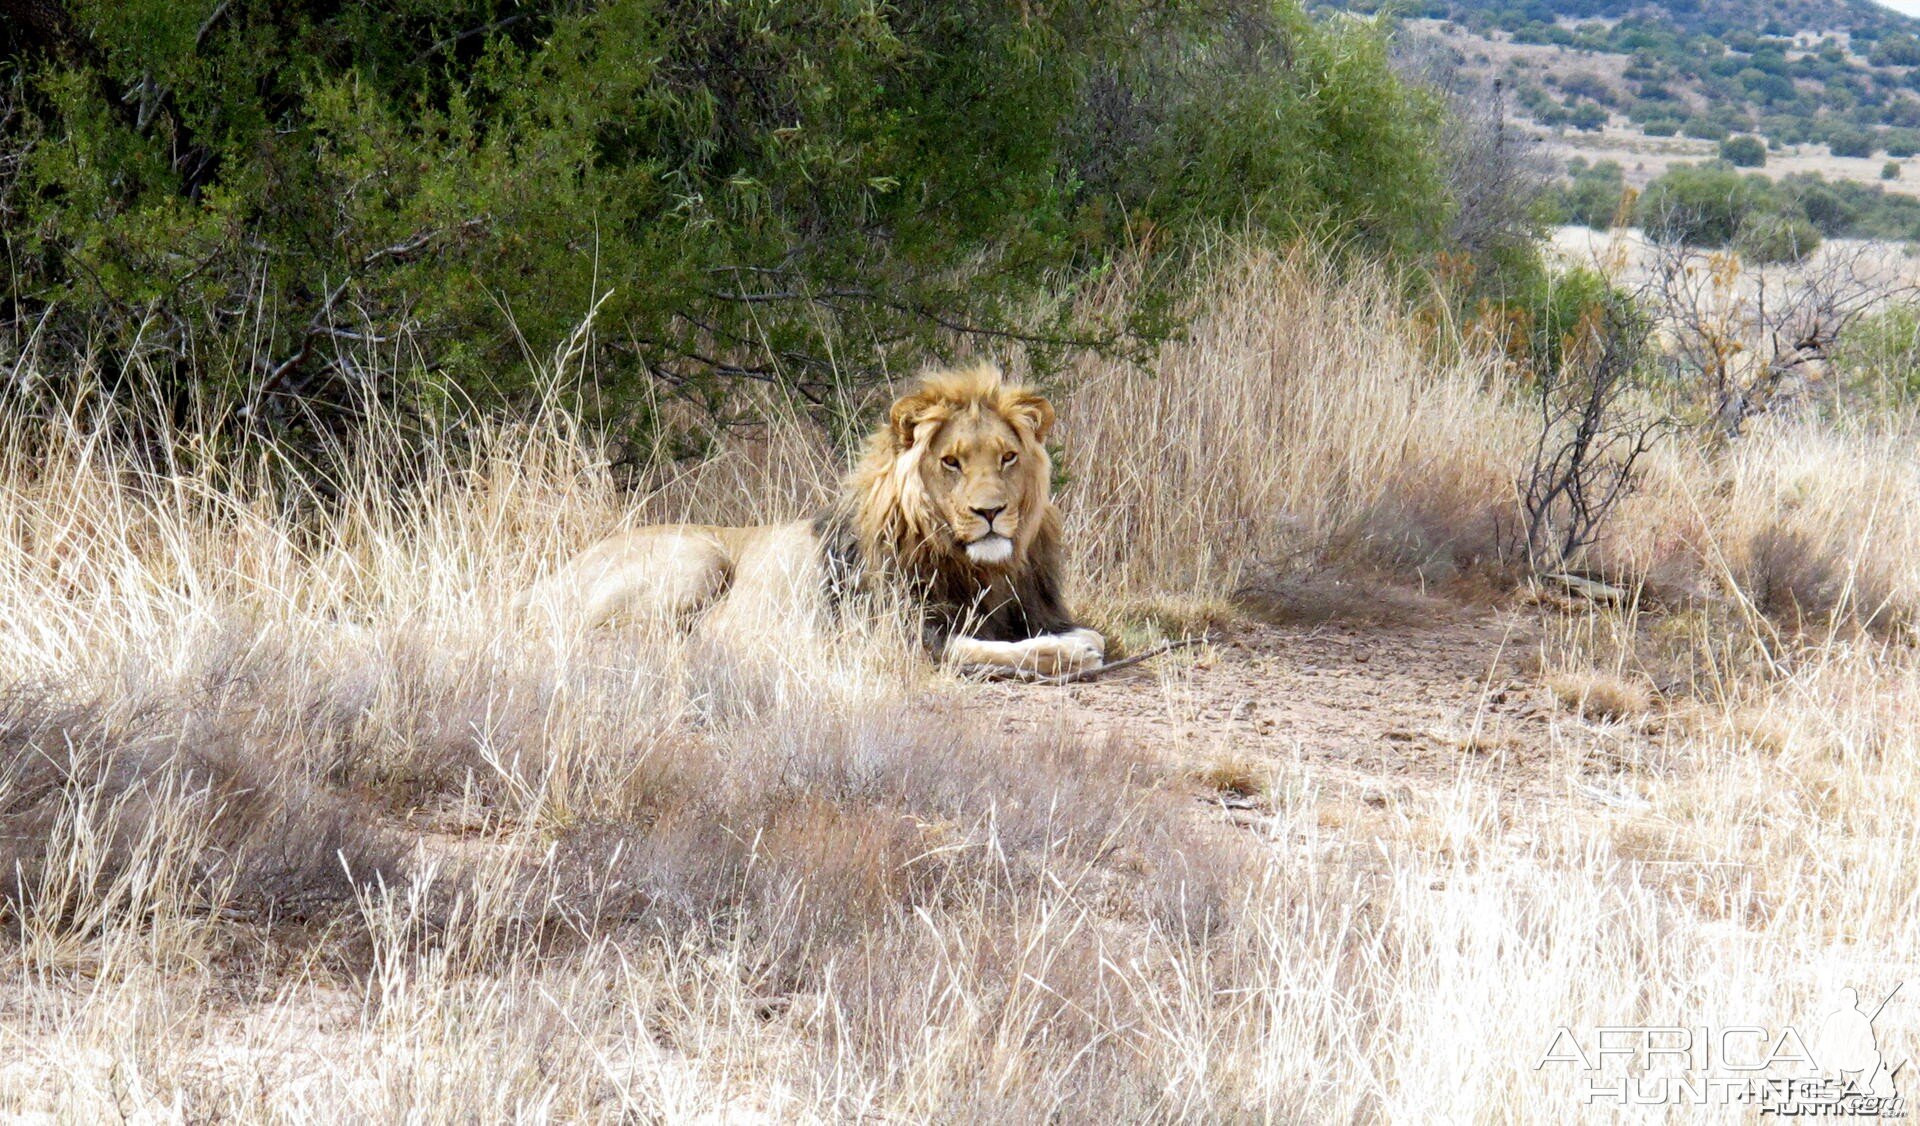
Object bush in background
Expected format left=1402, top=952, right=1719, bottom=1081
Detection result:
left=1720, top=135, right=1767, bottom=167
left=1635, top=163, right=1766, bottom=247
left=1829, top=128, right=1878, bottom=158
left=1566, top=101, right=1609, bottom=131
left=1776, top=172, right=1920, bottom=240
left=1734, top=213, right=1822, bottom=265
left=1555, top=159, right=1629, bottom=229
left=1683, top=115, right=1732, bottom=141
left=0, top=0, right=1463, bottom=449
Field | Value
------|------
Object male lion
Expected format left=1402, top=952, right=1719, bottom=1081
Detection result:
left=527, top=363, right=1107, bottom=676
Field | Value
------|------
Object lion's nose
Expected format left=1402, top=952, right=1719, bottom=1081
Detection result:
left=972, top=505, right=1005, bottom=526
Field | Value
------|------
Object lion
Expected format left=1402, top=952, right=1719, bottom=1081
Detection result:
left=525, top=362, right=1107, bottom=676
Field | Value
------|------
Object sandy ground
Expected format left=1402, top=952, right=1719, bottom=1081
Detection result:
left=969, top=594, right=1667, bottom=848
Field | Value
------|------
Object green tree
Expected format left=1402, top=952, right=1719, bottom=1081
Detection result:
left=1635, top=163, right=1763, bottom=247
left=0, top=0, right=1457, bottom=443
left=1720, top=135, right=1767, bottom=167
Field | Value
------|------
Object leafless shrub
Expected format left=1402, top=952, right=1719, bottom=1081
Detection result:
left=1521, top=295, right=1665, bottom=570
left=1394, top=39, right=1556, bottom=280
left=1646, top=240, right=1914, bottom=436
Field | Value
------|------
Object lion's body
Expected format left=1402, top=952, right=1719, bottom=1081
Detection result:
left=546, top=520, right=812, bottom=631
left=527, top=364, right=1104, bottom=675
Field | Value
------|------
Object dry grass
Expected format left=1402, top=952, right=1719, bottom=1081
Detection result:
left=1545, top=669, right=1654, bottom=721
left=1605, top=411, right=1920, bottom=632
left=3, top=244, right=1919, bottom=1120
left=1192, top=748, right=1270, bottom=800
left=0, top=387, right=1253, bottom=1118
left=1061, top=247, right=1529, bottom=603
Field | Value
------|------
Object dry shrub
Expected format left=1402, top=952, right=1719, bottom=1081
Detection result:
left=1734, top=525, right=1897, bottom=633
left=1605, top=414, right=1920, bottom=635
left=550, top=710, right=1222, bottom=972
left=0, top=686, right=405, bottom=948
left=1332, top=463, right=1513, bottom=581
left=1545, top=670, right=1652, bottom=722
left=1193, top=750, right=1270, bottom=798
left=1061, top=244, right=1526, bottom=604
left=347, top=705, right=1257, bottom=1121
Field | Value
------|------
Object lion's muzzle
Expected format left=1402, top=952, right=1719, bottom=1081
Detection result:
left=965, top=534, right=1014, bottom=565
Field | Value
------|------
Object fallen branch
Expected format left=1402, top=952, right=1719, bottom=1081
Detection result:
left=959, top=635, right=1211, bottom=686
left=1543, top=572, right=1627, bottom=605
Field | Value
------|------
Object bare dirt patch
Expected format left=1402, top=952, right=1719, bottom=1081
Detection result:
left=963, top=595, right=1669, bottom=843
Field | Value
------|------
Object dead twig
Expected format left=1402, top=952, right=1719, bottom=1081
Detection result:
left=1520, top=292, right=1663, bottom=570
left=959, top=635, right=1210, bottom=686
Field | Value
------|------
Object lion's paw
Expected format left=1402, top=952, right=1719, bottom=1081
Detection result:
left=1061, top=628, right=1107, bottom=661
left=1025, top=630, right=1105, bottom=675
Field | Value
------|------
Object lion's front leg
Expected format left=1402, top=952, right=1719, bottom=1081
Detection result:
left=945, top=628, right=1105, bottom=676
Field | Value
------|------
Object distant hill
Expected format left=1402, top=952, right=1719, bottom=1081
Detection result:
left=1339, top=0, right=1920, bottom=158
left=1415, top=0, right=1918, bottom=40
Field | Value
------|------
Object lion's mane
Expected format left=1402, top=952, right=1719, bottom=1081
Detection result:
left=813, top=363, right=1075, bottom=647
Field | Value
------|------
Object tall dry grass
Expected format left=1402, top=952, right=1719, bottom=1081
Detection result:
left=1608, top=413, right=1920, bottom=631
left=1063, top=248, right=1529, bottom=601
left=1, top=244, right=1918, bottom=1120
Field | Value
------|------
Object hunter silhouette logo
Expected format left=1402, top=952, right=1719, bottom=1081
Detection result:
left=1815, top=986, right=1904, bottom=1103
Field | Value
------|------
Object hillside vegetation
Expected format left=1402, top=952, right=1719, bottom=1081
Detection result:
left=1377, top=0, right=1920, bottom=153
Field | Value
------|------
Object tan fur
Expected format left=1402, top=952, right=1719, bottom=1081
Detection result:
left=524, top=363, right=1104, bottom=675
left=846, top=361, right=1052, bottom=575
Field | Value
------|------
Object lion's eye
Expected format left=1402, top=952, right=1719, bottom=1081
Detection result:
left=941, top=455, right=960, bottom=471
left=1001, top=451, right=1018, bottom=467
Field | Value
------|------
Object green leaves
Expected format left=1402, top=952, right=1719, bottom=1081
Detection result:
left=3, top=0, right=1459, bottom=447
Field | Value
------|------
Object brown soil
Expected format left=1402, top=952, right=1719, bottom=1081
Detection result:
left=965, top=595, right=1667, bottom=838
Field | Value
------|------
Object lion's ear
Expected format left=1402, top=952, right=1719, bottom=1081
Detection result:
left=1002, top=390, right=1055, bottom=444
left=888, top=390, right=943, bottom=451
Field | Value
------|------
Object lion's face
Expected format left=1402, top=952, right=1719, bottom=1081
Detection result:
left=878, top=364, right=1056, bottom=572
left=921, top=405, right=1035, bottom=566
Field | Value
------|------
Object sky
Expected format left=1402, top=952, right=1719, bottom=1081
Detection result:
left=1878, top=0, right=1920, bottom=18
